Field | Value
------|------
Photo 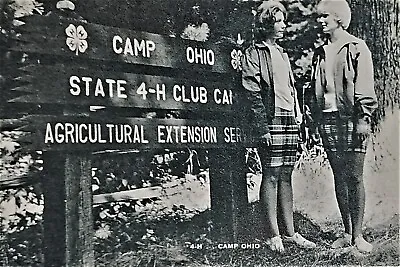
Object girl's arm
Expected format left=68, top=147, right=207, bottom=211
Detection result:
left=241, top=46, right=270, bottom=136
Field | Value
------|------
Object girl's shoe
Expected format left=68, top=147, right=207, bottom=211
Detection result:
left=332, top=233, right=352, bottom=249
left=265, top=235, right=284, bottom=253
left=283, top=232, right=316, bottom=248
left=354, top=235, right=373, bottom=253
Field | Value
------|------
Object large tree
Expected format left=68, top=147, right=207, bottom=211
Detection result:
left=349, top=0, right=400, bottom=123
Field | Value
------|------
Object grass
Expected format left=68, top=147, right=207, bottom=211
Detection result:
left=93, top=203, right=399, bottom=267
left=3, top=175, right=399, bottom=267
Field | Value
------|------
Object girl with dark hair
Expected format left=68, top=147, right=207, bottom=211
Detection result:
left=241, top=0, right=316, bottom=253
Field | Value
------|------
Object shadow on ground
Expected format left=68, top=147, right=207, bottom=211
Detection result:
left=94, top=201, right=399, bottom=267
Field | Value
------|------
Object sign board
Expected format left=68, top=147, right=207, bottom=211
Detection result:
left=21, top=115, right=248, bottom=151
left=13, top=15, right=243, bottom=75
left=8, top=15, right=248, bottom=151
left=10, top=64, right=236, bottom=111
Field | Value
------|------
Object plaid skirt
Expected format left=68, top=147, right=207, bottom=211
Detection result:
left=258, top=108, right=300, bottom=167
left=319, top=112, right=369, bottom=153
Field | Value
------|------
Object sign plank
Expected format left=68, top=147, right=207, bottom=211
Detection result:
left=93, top=186, right=162, bottom=205
left=13, top=15, right=242, bottom=75
left=23, top=115, right=249, bottom=151
left=9, top=64, right=236, bottom=111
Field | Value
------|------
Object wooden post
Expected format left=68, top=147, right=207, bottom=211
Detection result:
left=42, top=151, right=94, bottom=267
left=209, top=147, right=248, bottom=242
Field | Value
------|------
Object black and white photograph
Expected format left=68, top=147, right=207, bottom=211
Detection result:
left=0, top=0, right=398, bottom=266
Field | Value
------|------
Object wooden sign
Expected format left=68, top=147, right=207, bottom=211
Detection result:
left=21, top=115, right=248, bottom=151
left=6, top=12, right=249, bottom=267
left=13, top=15, right=243, bottom=75
left=10, top=64, right=236, bottom=111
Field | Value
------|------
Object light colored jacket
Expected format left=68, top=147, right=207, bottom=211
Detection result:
left=305, top=34, right=378, bottom=126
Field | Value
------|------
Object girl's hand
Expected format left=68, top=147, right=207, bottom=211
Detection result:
left=306, top=127, right=321, bottom=150
left=260, top=133, right=272, bottom=146
left=356, top=117, right=371, bottom=141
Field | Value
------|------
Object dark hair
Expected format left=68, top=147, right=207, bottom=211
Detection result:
left=255, top=1, right=287, bottom=41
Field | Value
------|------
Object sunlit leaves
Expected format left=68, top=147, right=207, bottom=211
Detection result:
left=181, top=22, right=210, bottom=42
left=95, top=223, right=112, bottom=239
left=8, top=0, right=44, bottom=18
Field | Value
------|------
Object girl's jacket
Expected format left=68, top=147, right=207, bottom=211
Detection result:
left=241, top=42, right=302, bottom=137
left=305, top=34, right=378, bottom=127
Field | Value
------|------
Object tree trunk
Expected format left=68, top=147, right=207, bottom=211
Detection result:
left=349, top=0, right=400, bottom=122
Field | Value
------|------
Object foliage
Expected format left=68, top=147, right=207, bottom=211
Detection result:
left=5, top=223, right=42, bottom=266
left=0, top=131, right=41, bottom=178
left=7, top=0, right=44, bottom=18
left=181, top=22, right=210, bottom=42
left=91, top=149, right=207, bottom=194
left=0, top=131, right=42, bottom=234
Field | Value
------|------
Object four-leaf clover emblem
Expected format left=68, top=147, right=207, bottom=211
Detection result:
left=231, top=49, right=243, bottom=71
left=65, top=24, right=88, bottom=55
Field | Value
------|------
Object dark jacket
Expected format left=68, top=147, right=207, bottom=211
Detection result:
left=305, top=34, right=378, bottom=127
left=241, top=42, right=300, bottom=137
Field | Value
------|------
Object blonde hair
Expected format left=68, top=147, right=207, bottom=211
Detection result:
left=317, top=0, right=351, bottom=29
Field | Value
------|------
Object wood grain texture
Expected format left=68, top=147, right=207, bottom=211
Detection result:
left=42, top=152, right=94, bottom=267
left=8, top=64, right=237, bottom=112
left=209, top=147, right=248, bottom=242
left=13, top=14, right=241, bottom=75
left=19, top=115, right=250, bottom=151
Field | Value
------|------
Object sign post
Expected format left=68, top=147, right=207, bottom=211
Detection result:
left=209, top=147, right=248, bottom=242
left=42, top=152, right=94, bottom=267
